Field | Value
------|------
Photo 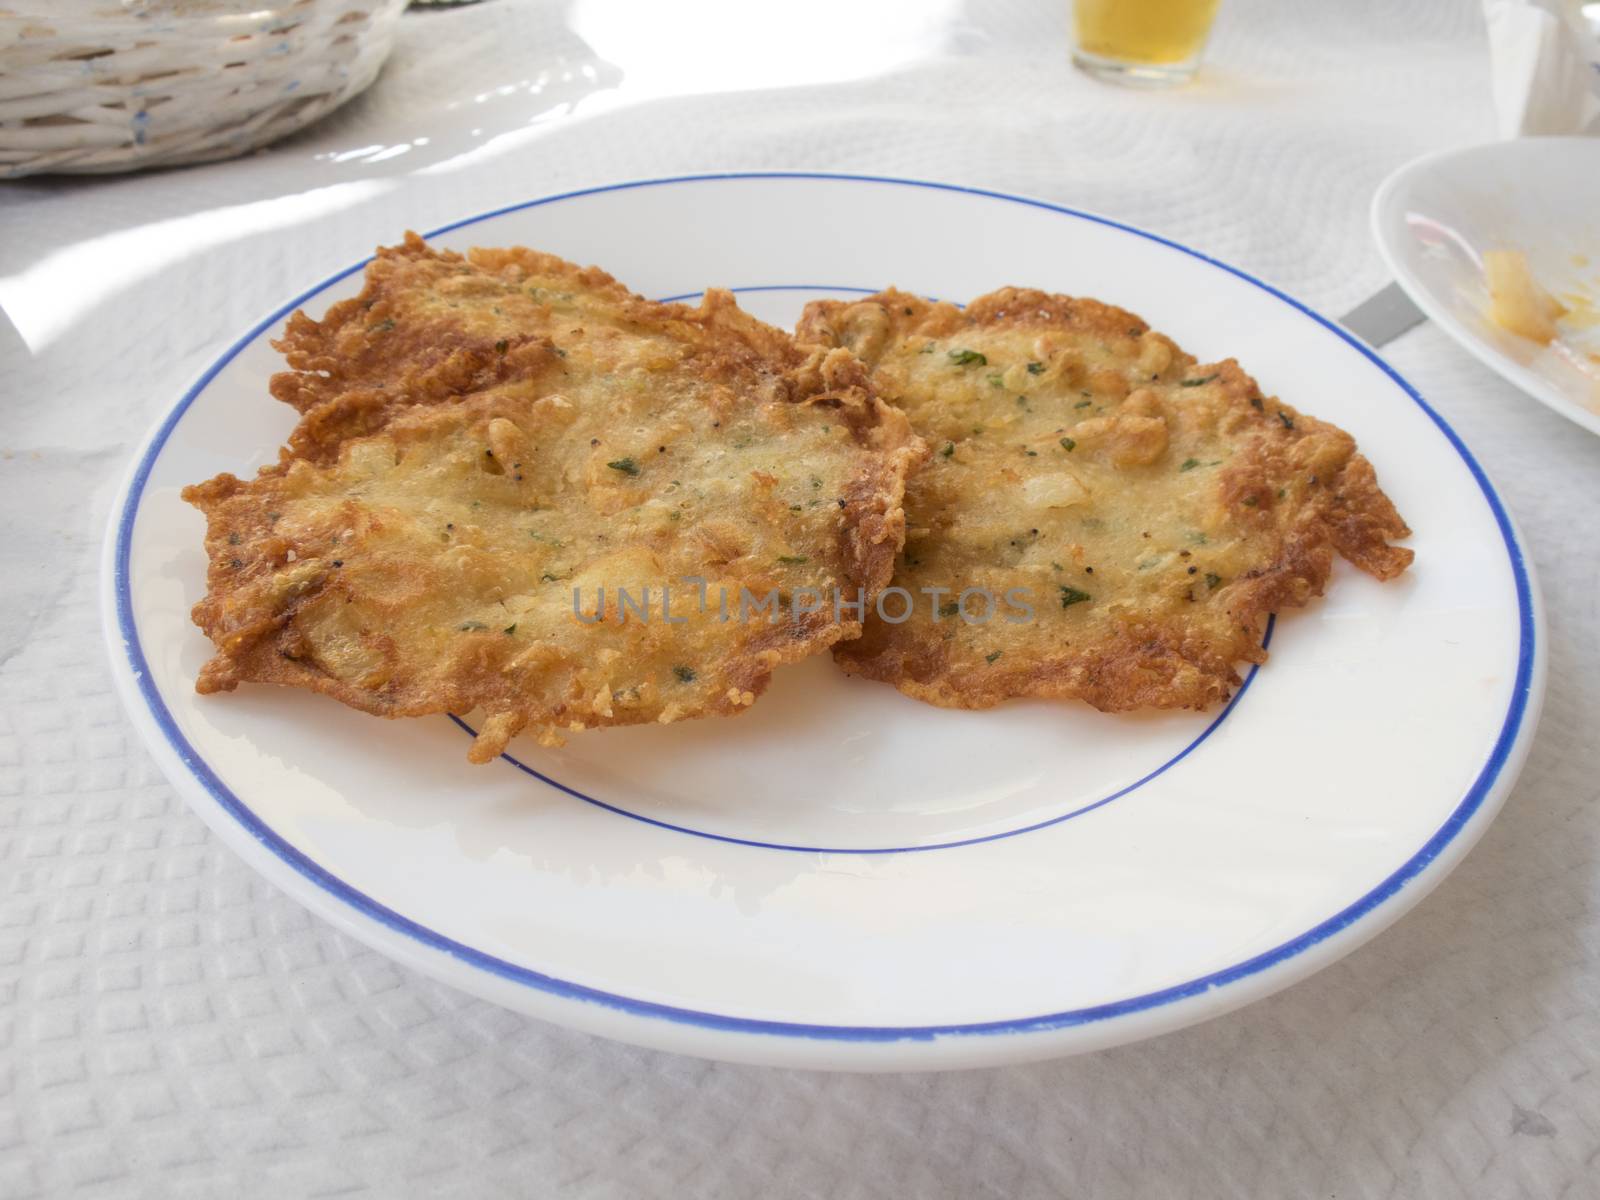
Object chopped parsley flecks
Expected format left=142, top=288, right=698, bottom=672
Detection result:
left=606, top=457, right=640, bottom=476
left=1204, top=573, right=1222, bottom=589
left=948, top=348, right=987, bottom=367
left=1242, top=496, right=1258, bottom=507
left=1180, top=374, right=1218, bottom=388
left=503, top=624, right=517, bottom=635
left=1060, top=437, right=1076, bottom=452
left=1276, top=410, right=1295, bottom=430
left=495, top=339, right=509, bottom=355
left=1059, top=585, right=1091, bottom=608
left=1180, top=458, right=1200, bottom=472
left=939, top=602, right=960, bottom=617
left=672, top=665, right=697, bottom=683
left=986, top=651, right=1003, bottom=664
left=1074, top=400, right=1092, bottom=409
left=1026, top=361, right=1045, bottom=375
left=777, top=555, right=809, bottom=565
left=939, top=442, right=955, bottom=459
left=987, top=372, right=1005, bottom=389
left=370, top=318, right=396, bottom=333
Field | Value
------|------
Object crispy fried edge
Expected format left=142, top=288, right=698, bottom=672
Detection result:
left=268, top=232, right=636, bottom=414
left=270, top=233, right=835, bottom=459
left=188, top=320, right=923, bottom=762
left=280, top=279, right=813, bottom=467
left=799, top=287, right=1414, bottom=712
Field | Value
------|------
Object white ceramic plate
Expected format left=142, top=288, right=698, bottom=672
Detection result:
left=1373, top=137, right=1600, bottom=436
left=104, top=174, right=1542, bottom=1071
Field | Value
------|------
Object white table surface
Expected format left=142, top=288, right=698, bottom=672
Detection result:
left=3, top=1, right=1598, bottom=1195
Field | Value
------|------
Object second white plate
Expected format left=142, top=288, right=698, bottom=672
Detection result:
left=1373, top=136, right=1600, bottom=436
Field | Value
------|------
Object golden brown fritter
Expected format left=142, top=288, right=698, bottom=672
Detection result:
left=271, top=232, right=853, bottom=462
left=797, top=288, right=1412, bottom=712
left=270, top=233, right=639, bottom=418
left=185, top=246, right=922, bottom=763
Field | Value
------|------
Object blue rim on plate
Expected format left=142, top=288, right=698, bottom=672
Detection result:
left=110, top=173, right=1537, bottom=1043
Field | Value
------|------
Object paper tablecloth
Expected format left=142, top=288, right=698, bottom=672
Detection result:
left=3, top=1, right=1598, bottom=1195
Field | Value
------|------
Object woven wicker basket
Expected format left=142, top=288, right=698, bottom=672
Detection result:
left=0, top=0, right=409, bottom=178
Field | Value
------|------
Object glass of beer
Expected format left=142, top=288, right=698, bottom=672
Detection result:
left=1071, top=0, right=1221, bottom=87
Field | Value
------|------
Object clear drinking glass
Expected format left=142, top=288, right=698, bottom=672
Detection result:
left=1071, top=0, right=1221, bottom=88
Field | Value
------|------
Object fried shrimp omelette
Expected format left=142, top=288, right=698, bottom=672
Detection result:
left=270, top=232, right=816, bottom=457
left=796, top=288, right=1413, bottom=712
left=184, top=241, right=922, bottom=762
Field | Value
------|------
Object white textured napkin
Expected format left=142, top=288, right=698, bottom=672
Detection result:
left=1483, top=0, right=1600, bottom=134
